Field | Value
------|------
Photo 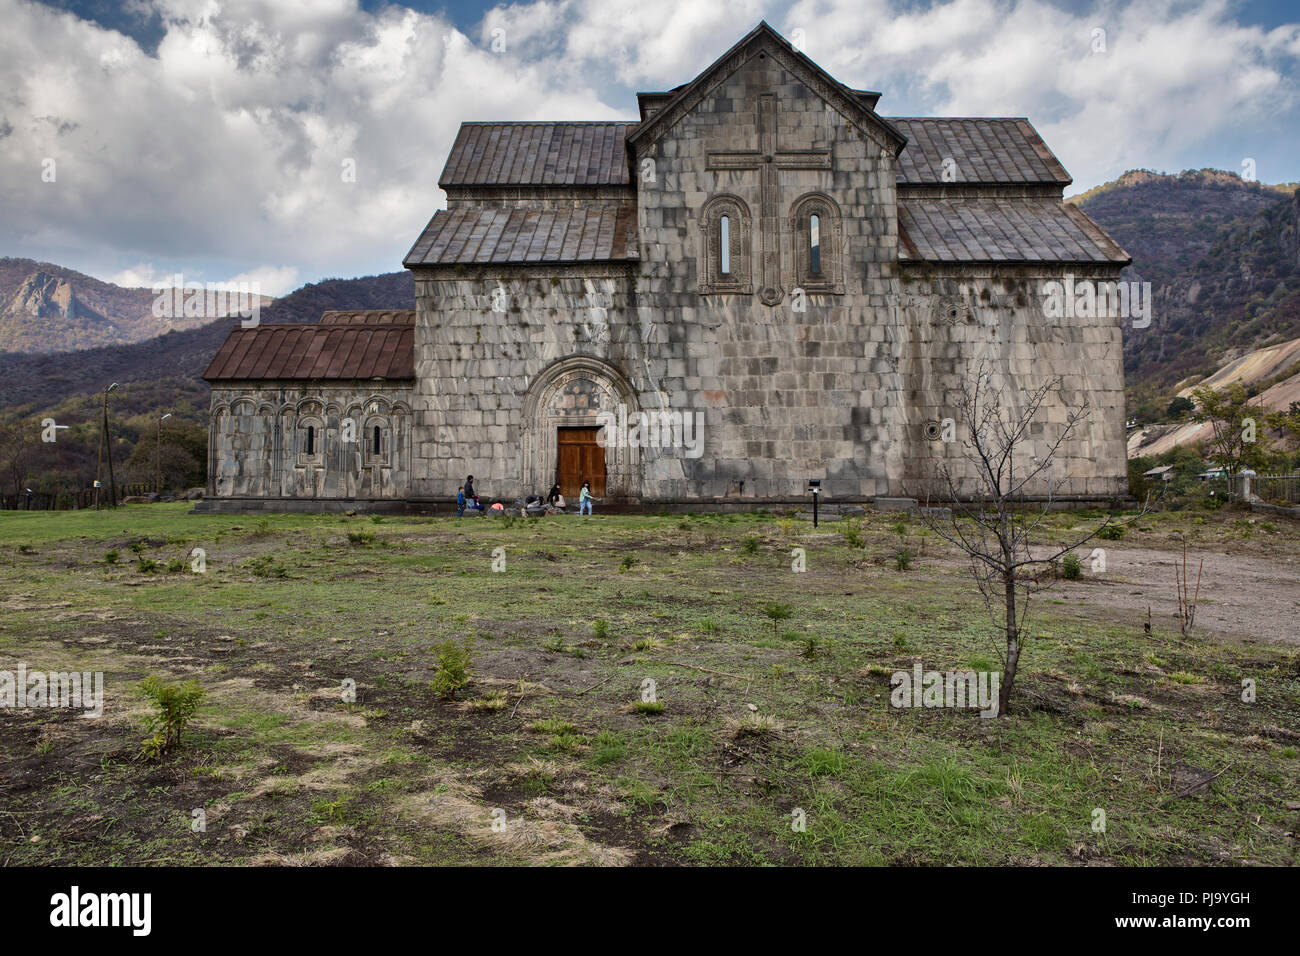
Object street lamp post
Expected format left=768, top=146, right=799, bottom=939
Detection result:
left=156, top=413, right=173, bottom=494
left=808, top=479, right=821, bottom=529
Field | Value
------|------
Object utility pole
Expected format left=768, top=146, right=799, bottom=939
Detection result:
left=96, top=383, right=119, bottom=509
left=156, top=412, right=172, bottom=493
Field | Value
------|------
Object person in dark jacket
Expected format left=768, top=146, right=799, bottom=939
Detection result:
left=463, top=475, right=483, bottom=511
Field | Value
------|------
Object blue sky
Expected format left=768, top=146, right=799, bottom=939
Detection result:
left=4, top=0, right=1298, bottom=296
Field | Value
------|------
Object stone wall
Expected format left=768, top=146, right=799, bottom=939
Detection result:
left=208, top=384, right=413, bottom=500
left=406, top=53, right=1128, bottom=504
left=896, top=266, right=1129, bottom=499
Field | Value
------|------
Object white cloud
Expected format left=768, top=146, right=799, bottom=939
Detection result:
left=785, top=0, right=1300, bottom=188
left=1, top=0, right=1298, bottom=296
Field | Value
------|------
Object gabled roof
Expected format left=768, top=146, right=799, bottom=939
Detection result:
left=203, top=324, right=415, bottom=382
left=440, top=123, right=636, bottom=188
left=889, top=118, right=1071, bottom=186
left=404, top=202, right=638, bottom=267
left=626, top=21, right=907, bottom=157
left=898, top=199, right=1130, bottom=264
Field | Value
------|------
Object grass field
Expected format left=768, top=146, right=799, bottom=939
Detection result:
left=1, top=503, right=1298, bottom=866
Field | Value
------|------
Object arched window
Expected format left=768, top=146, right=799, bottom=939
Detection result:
left=789, top=194, right=844, bottom=294
left=364, top=417, right=390, bottom=466
left=699, top=195, right=751, bottom=295
left=809, top=214, right=822, bottom=276
left=297, top=415, right=323, bottom=466
left=720, top=216, right=732, bottom=275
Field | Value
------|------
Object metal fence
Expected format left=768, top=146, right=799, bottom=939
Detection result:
left=1225, top=473, right=1300, bottom=504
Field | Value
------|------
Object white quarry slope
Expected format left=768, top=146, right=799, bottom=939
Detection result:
left=1129, top=335, right=1300, bottom=458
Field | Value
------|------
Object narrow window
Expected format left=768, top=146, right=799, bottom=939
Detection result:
left=372, top=425, right=381, bottom=456
left=809, top=214, right=822, bottom=276
left=720, top=215, right=731, bottom=275
left=306, top=425, right=315, bottom=456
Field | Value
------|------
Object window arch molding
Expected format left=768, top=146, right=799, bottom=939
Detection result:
left=363, top=415, right=391, bottom=465
left=698, top=194, right=753, bottom=295
left=788, top=192, right=845, bottom=295
left=296, top=414, right=324, bottom=466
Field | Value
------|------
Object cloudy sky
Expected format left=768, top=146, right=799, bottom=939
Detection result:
left=3, top=0, right=1298, bottom=296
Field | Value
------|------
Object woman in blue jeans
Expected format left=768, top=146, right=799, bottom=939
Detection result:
left=579, top=481, right=593, bottom=516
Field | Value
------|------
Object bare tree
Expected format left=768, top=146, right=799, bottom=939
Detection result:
left=915, top=363, right=1145, bottom=716
left=0, top=420, right=32, bottom=499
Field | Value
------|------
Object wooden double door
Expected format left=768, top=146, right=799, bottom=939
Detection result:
left=556, top=427, right=606, bottom=498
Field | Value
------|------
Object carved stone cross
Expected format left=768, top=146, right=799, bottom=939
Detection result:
left=706, top=92, right=831, bottom=306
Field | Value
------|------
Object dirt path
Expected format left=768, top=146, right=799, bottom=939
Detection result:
left=1068, top=544, right=1300, bottom=645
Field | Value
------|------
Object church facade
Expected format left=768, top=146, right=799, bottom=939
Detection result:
left=202, top=23, right=1130, bottom=512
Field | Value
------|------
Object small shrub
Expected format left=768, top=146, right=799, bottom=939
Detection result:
left=633, top=700, right=665, bottom=715
left=762, top=602, right=793, bottom=638
left=17, top=544, right=35, bottom=554
left=136, top=557, right=158, bottom=574
left=430, top=641, right=472, bottom=698
left=619, top=554, right=638, bottom=572
left=592, top=618, right=610, bottom=640
left=311, top=795, right=352, bottom=823
left=800, top=636, right=820, bottom=659
left=894, top=549, right=912, bottom=571
left=700, top=618, right=719, bottom=635
left=1097, top=524, right=1125, bottom=540
left=138, top=676, right=205, bottom=760
left=1062, top=553, right=1082, bottom=580
left=347, top=530, right=375, bottom=547
left=130, top=540, right=148, bottom=554
left=104, top=549, right=120, bottom=565
left=742, top=536, right=760, bottom=555
left=839, top=522, right=865, bottom=548
left=165, top=558, right=184, bottom=573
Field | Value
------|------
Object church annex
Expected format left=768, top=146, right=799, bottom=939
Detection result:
left=201, top=22, right=1131, bottom=512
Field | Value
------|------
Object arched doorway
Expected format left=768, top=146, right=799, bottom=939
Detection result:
left=521, top=356, right=641, bottom=500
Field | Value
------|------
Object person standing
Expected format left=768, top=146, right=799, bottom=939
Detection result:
left=456, top=485, right=466, bottom=517
left=579, top=481, right=593, bottom=516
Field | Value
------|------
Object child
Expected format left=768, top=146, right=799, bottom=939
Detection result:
left=456, top=485, right=465, bottom=517
left=579, top=481, right=593, bottom=516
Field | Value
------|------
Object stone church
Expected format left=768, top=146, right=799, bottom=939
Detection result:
left=201, top=22, right=1130, bottom=512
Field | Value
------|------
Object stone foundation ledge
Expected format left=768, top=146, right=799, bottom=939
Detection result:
left=189, top=495, right=1135, bottom=516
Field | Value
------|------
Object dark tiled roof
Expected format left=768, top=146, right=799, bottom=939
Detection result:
left=898, top=199, right=1130, bottom=263
left=439, top=123, right=637, bottom=187
left=404, top=203, right=638, bottom=266
left=319, top=310, right=416, bottom=325
left=437, top=117, right=1071, bottom=187
left=889, top=118, right=1071, bottom=185
left=203, top=324, right=414, bottom=381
